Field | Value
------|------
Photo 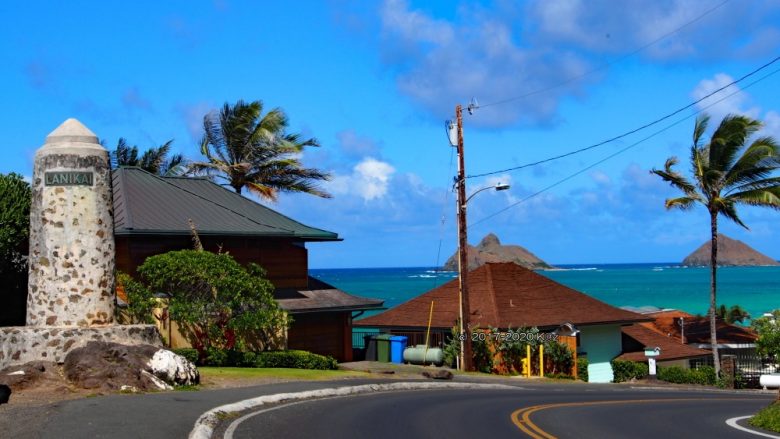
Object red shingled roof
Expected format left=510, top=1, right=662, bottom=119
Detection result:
left=355, top=262, right=650, bottom=330
left=616, top=324, right=710, bottom=362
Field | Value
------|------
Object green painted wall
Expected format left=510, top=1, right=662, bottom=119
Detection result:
left=579, top=324, right=622, bottom=383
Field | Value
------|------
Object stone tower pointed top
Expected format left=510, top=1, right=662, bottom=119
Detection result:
left=45, top=118, right=100, bottom=146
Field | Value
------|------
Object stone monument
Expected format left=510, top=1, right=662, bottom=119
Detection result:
left=0, top=119, right=161, bottom=370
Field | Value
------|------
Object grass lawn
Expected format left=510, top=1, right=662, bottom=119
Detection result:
left=750, top=401, right=780, bottom=433
left=199, top=367, right=372, bottom=381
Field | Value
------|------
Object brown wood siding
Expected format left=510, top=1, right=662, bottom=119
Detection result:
left=115, top=235, right=308, bottom=289
left=287, top=312, right=351, bottom=362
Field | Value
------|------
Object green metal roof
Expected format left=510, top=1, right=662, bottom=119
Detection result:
left=112, top=167, right=339, bottom=241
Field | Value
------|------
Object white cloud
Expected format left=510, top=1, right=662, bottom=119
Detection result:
left=376, top=0, right=780, bottom=128
left=328, top=157, right=396, bottom=201
left=691, top=73, right=759, bottom=121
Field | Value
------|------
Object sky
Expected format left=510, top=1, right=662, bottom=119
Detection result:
left=2, top=0, right=780, bottom=268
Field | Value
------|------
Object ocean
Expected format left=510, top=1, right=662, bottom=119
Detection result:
left=310, top=263, right=780, bottom=322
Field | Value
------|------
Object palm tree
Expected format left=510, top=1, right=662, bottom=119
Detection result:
left=652, top=114, right=780, bottom=375
left=111, top=138, right=186, bottom=176
left=189, top=99, right=331, bottom=201
left=716, top=304, right=751, bottom=324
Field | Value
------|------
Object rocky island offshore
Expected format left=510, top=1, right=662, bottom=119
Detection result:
left=682, top=234, right=780, bottom=267
left=443, top=233, right=553, bottom=271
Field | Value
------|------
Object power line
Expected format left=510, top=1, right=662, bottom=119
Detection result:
left=467, top=65, right=780, bottom=229
left=477, top=0, right=731, bottom=109
left=467, top=54, right=780, bottom=180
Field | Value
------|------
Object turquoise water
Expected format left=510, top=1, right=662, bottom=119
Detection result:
left=310, top=263, right=780, bottom=321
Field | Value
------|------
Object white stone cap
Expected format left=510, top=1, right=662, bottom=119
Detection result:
left=37, top=118, right=106, bottom=156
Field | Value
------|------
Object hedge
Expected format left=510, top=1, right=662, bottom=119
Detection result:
left=611, top=360, right=649, bottom=383
left=172, top=348, right=339, bottom=370
left=577, top=357, right=589, bottom=382
left=657, top=366, right=716, bottom=386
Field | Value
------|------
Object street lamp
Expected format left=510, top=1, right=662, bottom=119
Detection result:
left=455, top=181, right=510, bottom=371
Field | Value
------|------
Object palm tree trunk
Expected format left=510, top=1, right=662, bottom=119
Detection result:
left=709, top=210, right=721, bottom=376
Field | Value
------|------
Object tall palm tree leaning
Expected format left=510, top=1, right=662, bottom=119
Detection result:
left=111, top=138, right=186, bottom=176
left=190, top=99, right=331, bottom=201
left=652, top=113, right=780, bottom=375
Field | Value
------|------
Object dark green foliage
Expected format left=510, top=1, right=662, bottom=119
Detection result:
left=253, top=350, right=338, bottom=370
left=172, top=348, right=199, bottom=364
left=111, top=138, right=186, bottom=176
left=442, top=326, right=461, bottom=369
left=544, top=339, right=573, bottom=375
left=0, top=173, right=30, bottom=325
left=136, top=250, right=287, bottom=357
left=750, top=402, right=780, bottom=433
left=0, top=173, right=31, bottom=271
left=116, top=271, right=157, bottom=324
left=611, top=360, right=649, bottom=383
left=752, top=310, right=780, bottom=359
left=471, top=328, right=494, bottom=373
left=658, top=366, right=717, bottom=385
left=717, top=304, right=751, bottom=324
left=577, top=357, right=589, bottom=382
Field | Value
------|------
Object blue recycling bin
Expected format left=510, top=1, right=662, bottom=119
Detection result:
left=389, top=336, right=408, bottom=364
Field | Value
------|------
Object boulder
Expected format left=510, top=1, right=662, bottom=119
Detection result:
left=0, top=361, right=60, bottom=391
left=422, top=369, right=454, bottom=380
left=63, top=341, right=198, bottom=393
left=148, top=349, right=199, bottom=386
left=0, top=384, right=10, bottom=404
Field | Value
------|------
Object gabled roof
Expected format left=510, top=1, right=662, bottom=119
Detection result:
left=275, top=277, right=384, bottom=314
left=111, top=167, right=338, bottom=241
left=616, top=324, right=710, bottom=362
left=640, top=310, right=758, bottom=345
left=355, top=262, right=650, bottom=329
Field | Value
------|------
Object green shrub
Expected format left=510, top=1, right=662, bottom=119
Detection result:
left=657, top=366, right=716, bottom=385
left=255, top=350, right=338, bottom=370
left=611, top=360, right=649, bottom=383
left=750, top=402, right=780, bottom=433
left=205, top=347, right=229, bottom=367
left=577, top=357, right=589, bottom=382
left=172, top=348, right=199, bottom=364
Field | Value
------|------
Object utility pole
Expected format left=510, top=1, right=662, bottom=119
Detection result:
left=455, top=104, right=473, bottom=372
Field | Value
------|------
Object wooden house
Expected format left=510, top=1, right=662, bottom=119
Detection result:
left=112, top=167, right=383, bottom=361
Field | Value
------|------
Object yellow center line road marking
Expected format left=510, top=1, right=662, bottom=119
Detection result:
left=511, top=398, right=761, bottom=438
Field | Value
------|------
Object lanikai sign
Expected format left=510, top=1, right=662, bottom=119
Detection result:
left=44, top=171, right=94, bottom=186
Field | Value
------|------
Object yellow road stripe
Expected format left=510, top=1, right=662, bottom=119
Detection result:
left=511, top=398, right=761, bottom=438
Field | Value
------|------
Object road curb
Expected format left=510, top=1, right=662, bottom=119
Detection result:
left=188, top=381, right=521, bottom=439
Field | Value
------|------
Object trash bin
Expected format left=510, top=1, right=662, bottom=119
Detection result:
left=364, top=335, right=378, bottom=361
left=376, top=334, right=392, bottom=362
left=389, top=336, right=408, bottom=364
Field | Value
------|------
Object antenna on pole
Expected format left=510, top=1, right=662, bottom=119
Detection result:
left=467, top=97, right=479, bottom=115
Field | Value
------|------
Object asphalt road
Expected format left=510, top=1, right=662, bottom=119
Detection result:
left=225, top=386, right=776, bottom=439
left=9, top=378, right=777, bottom=439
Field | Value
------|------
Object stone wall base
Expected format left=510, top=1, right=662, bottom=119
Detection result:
left=0, top=325, right=162, bottom=370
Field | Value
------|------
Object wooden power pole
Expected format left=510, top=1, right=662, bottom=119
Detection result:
left=455, top=104, right=473, bottom=372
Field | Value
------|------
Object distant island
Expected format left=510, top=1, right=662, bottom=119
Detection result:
left=682, top=234, right=780, bottom=267
left=443, top=233, right=553, bottom=271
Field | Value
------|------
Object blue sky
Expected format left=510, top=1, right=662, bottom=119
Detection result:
left=2, top=1, right=780, bottom=268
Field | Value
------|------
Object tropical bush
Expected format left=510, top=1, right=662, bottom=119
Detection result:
left=577, top=357, right=589, bottom=382
left=0, top=173, right=31, bottom=326
left=116, top=271, right=157, bottom=324
left=611, top=360, right=649, bottom=383
left=127, top=250, right=287, bottom=359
